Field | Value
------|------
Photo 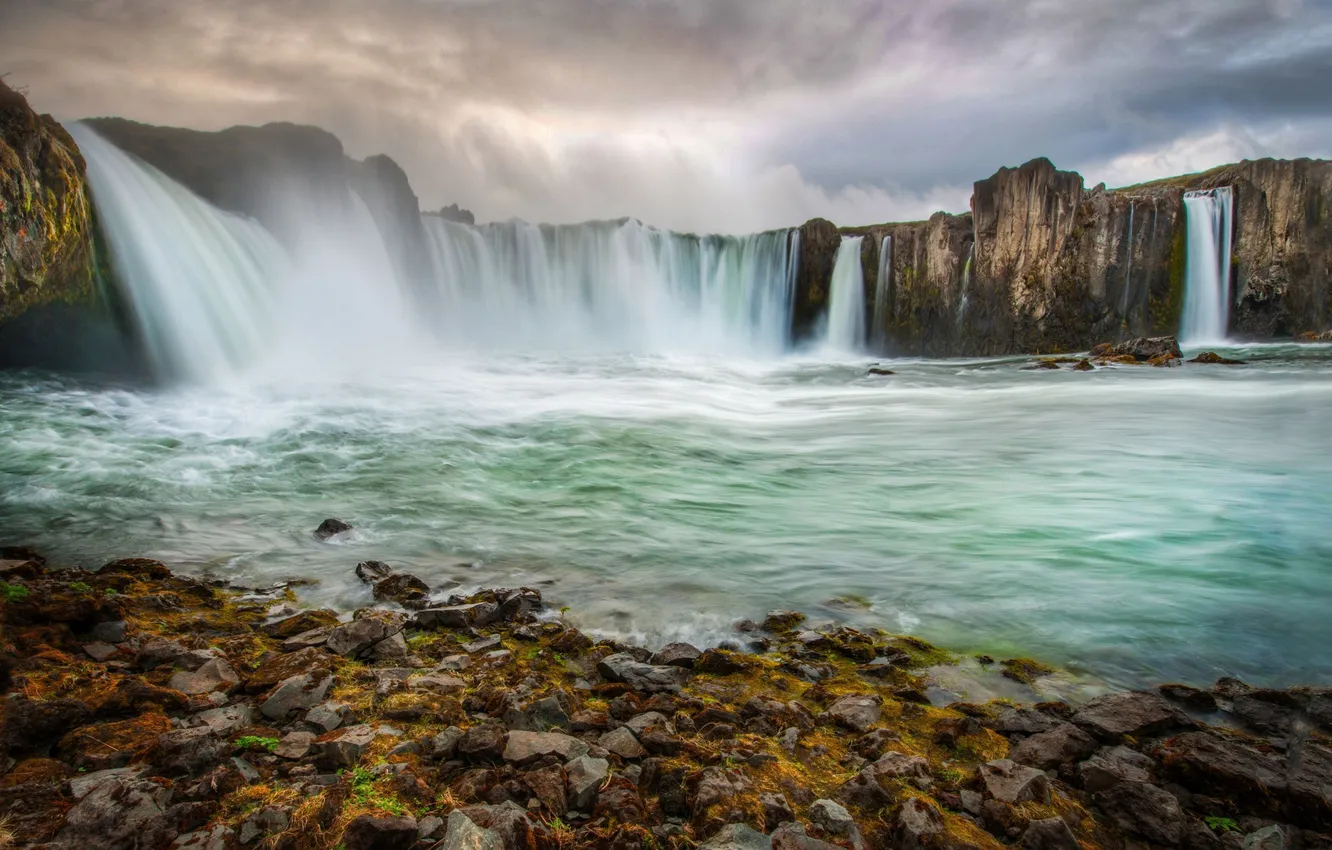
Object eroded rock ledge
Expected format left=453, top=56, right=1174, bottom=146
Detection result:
left=0, top=550, right=1329, bottom=850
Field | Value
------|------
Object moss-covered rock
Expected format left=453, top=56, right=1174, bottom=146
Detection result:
left=0, top=80, right=95, bottom=323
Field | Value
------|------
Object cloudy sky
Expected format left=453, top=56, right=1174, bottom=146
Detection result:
left=2, top=0, right=1329, bottom=232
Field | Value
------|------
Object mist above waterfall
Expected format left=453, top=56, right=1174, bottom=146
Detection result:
left=72, top=123, right=807, bottom=383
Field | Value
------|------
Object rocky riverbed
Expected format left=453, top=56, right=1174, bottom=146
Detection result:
left=0, top=544, right=1328, bottom=850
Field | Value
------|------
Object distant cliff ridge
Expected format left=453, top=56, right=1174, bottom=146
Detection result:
left=794, top=157, right=1332, bottom=354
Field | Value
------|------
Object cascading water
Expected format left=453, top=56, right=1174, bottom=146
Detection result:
left=823, top=236, right=866, bottom=352
left=69, top=123, right=289, bottom=382
left=871, top=235, right=893, bottom=349
left=421, top=217, right=796, bottom=354
left=1181, top=187, right=1234, bottom=344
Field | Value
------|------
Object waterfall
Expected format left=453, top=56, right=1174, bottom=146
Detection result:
left=957, top=242, right=976, bottom=324
left=1120, top=202, right=1135, bottom=325
left=871, top=235, right=893, bottom=349
left=824, top=236, right=866, bottom=352
left=1181, top=187, right=1234, bottom=344
left=69, top=123, right=288, bottom=382
left=420, top=217, right=796, bottom=354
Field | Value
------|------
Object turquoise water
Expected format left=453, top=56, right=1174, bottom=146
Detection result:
left=2, top=344, right=1330, bottom=689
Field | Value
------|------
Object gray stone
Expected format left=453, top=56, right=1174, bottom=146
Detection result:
left=83, top=642, right=118, bottom=662
left=980, top=759, right=1050, bottom=804
left=897, top=797, right=944, bottom=849
left=191, top=704, right=254, bottom=734
left=275, top=731, right=316, bottom=760
left=463, top=635, right=502, bottom=654
left=316, top=724, right=378, bottom=769
left=54, top=768, right=174, bottom=850
left=409, top=673, right=467, bottom=694
left=838, top=751, right=931, bottom=809
left=599, top=726, right=646, bottom=759
left=171, top=825, right=234, bottom=849
left=650, top=642, right=702, bottom=669
left=770, top=823, right=840, bottom=850
left=68, top=766, right=144, bottom=800
left=699, top=823, right=772, bottom=849
left=326, top=611, right=407, bottom=657
left=1010, top=722, right=1099, bottom=770
left=341, top=814, right=418, bottom=850
left=437, top=654, right=472, bottom=671
left=985, top=705, right=1062, bottom=736
left=90, top=620, right=128, bottom=644
left=566, top=755, right=610, bottom=811
left=624, top=711, right=673, bottom=736
left=429, top=727, right=464, bottom=760
left=304, top=701, right=350, bottom=733
left=1243, top=825, right=1291, bottom=850
left=1079, top=745, right=1156, bottom=792
left=152, top=727, right=228, bottom=777
left=597, top=652, right=693, bottom=692
left=369, top=631, right=411, bottom=664
left=437, top=810, right=503, bottom=850
left=527, top=695, right=570, bottom=730
left=1093, top=780, right=1186, bottom=845
left=261, top=673, right=332, bottom=721
left=417, top=815, right=445, bottom=840
left=231, top=757, right=261, bottom=783
left=281, top=625, right=334, bottom=652
left=412, top=603, right=498, bottom=630
left=1022, top=817, right=1080, bottom=850
left=810, top=799, right=856, bottom=835
left=238, top=806, right=289, bottom=845
left=823, top=694, right=882, bottom=733
left=503, top=730, right=590, bottom=764
left=169, top=658, right=240, bottom=696
left=137, top=636, right=216, bottom=671
left=1073, top=691, right=1192, bottom=741
left=960, top=789, right=983, bottom=815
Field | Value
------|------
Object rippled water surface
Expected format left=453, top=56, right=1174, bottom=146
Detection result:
left=3, top=344, right=1331, bottom=689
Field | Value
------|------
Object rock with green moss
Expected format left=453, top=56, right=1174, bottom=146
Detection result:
left=0, top=80, right=95, bottom=323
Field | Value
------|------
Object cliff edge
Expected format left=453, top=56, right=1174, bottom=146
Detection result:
left=0, top=79, right=95, bottom=322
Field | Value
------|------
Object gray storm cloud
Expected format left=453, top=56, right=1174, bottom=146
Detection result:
left=2, top=0, right=1329, bottom=232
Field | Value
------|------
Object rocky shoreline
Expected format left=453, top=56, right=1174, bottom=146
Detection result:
left=0, top=544, right=1328, bottom=850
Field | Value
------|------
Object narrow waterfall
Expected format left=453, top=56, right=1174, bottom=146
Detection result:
left=69, top=123, right=288, bottom=382
left=824, top=236, right=866, bottom=351
left=1120, top=201, right=1135, bottom=323
left=1181, top=187, right=1234, bottom=344
left=871, top=235, right=893, bottom=349
left=421, top=217, right=796, bottom=354
left=956, top=242, right=975, bottom=324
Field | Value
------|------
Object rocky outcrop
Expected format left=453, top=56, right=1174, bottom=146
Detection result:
left=797, top=156, right=1332, bottom=354
left=0, top=80, right=95, bottom=323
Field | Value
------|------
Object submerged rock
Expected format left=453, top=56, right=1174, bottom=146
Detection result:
left=1190, top=351, right=1246, bottom=364
left=314, top=518, right=352, bottom=540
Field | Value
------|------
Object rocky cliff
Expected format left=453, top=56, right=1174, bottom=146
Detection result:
left=796, top=157, right=1332, bottom=354
left=0, top=80, right=95, bottom=323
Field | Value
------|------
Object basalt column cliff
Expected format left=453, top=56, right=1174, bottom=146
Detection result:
left=793, top=157, right=1332, bottom=355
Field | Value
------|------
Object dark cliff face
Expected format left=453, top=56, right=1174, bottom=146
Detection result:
left=795, top=157, right=1332, bottom=355
left=0, top=81, right=95, bottom=322
left=0, top=82, right=144, bottom=375
left=82, top=117, right=435, bottom=295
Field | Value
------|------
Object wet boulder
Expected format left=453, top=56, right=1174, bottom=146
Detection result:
left=597, top=652, right=693, bottom=693
left=1072, top=690, right=1193, bottom=741
left=314, top=518, right=352, bottom=540
left=1010, top=723, right=1098, bottom=770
